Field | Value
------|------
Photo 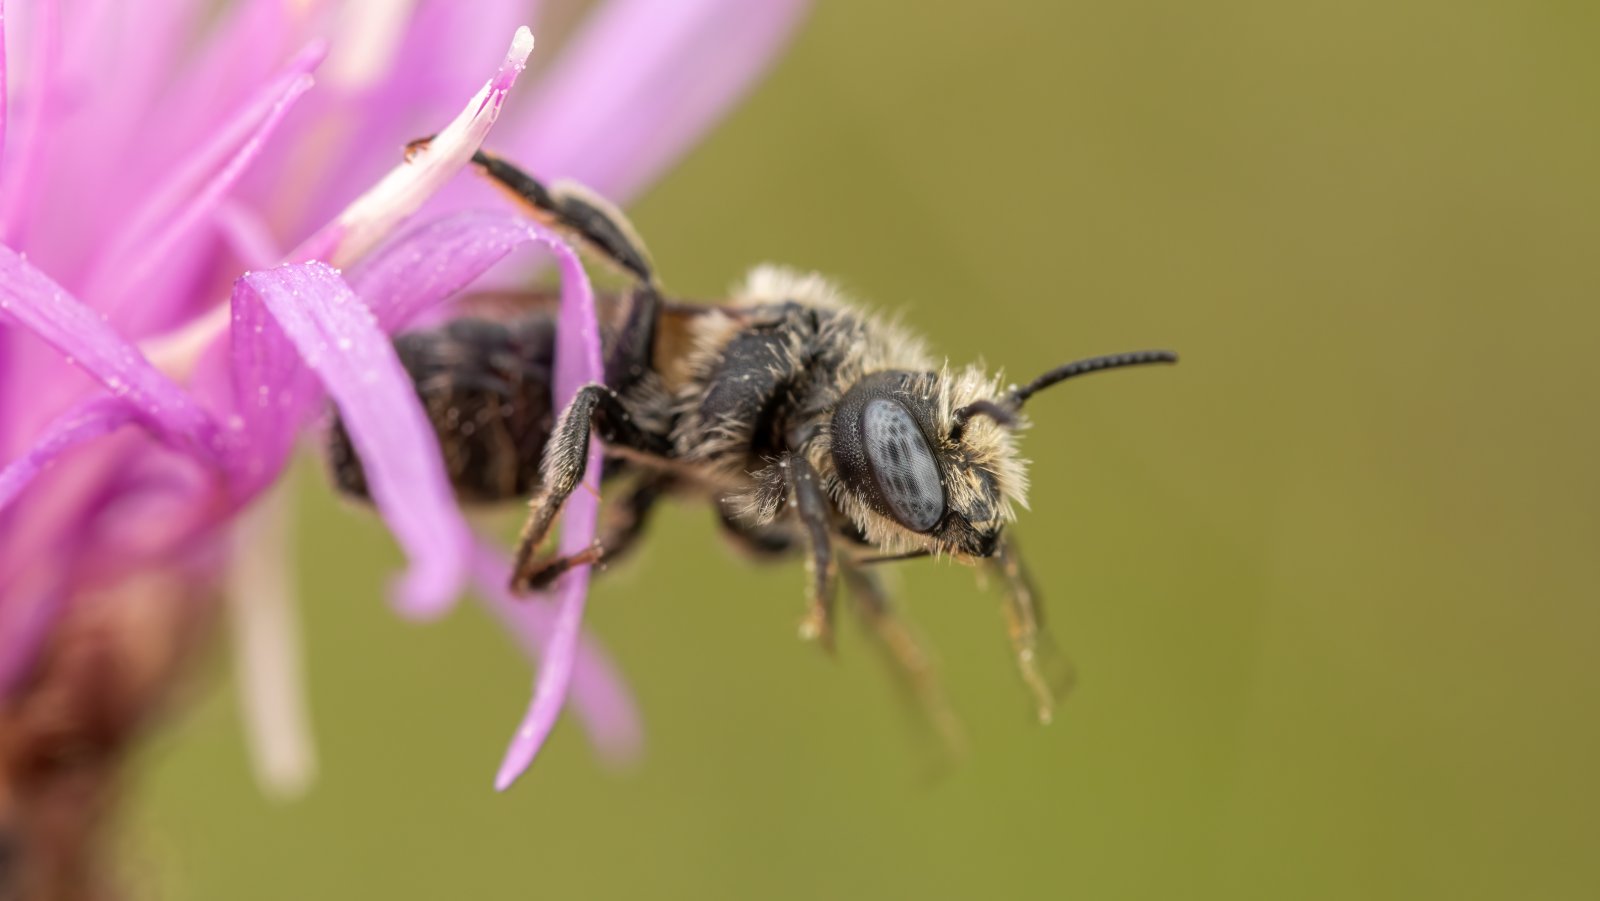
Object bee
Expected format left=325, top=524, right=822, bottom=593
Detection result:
left=329, top=143, right=1177, bottom=728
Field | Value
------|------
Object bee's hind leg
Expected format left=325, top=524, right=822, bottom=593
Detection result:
left=418, top=137, right=668, bottom=451
left=992, top=536, right=1074, bottom=724
left=510, top=386, right=670, bottom=592
left=406, top=137, right=657, bottom=289
left=715, top=502, right=797, bottom=559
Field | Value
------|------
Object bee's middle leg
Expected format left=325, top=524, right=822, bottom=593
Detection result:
left=513, top=473, right=675, bottom=591
left=510, top=385, right=669, bottom=592
left=843, top=567, right=965, bottom=757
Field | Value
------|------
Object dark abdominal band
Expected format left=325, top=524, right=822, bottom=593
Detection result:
left=327, top=313, right=562, bottom=503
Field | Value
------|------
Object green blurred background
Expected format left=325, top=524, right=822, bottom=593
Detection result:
left=130, top=1, right=1600, bottom=898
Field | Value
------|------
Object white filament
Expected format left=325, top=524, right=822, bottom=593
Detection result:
left=227, top=482, right=318, bottom=799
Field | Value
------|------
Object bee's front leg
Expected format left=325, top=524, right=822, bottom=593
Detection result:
left=991, top=536, right=1074, bottom=724
left=510, top=385, right=668, bottom=593
left=784, top=452, right=839, bottom=651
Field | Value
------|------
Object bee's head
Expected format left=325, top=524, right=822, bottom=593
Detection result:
left=828, top=351, right=1176, bottom=560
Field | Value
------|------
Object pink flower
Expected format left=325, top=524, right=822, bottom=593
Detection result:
left=0, top=0, right=809, bottom=796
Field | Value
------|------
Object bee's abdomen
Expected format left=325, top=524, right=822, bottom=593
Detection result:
left=328, top=314, right=558, bottom=503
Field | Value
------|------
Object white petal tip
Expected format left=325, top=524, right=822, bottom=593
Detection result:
left=389, top=569, right=459, bottom=622
left=490, top=28, right=536, bottom=96
left=510, top=26, right=535, bottom=63
left=261, top=758, right=320, bottom=801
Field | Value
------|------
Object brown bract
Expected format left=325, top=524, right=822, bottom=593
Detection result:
left=0, top=573, right=216, bottom=901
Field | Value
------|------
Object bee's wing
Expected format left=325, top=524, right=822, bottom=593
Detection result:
left=454, top=288, right=590, bottom=319
left=455, top=289, right=717, bottom=391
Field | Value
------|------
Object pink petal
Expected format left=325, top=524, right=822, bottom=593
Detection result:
left=0, top=0, right=9, bottom=178
left=228, top=261, right=471, bottom=618
left=508, top=0, right=810, bottom=202
left=471, top=542, right=641, bottom=766
left=25, top=0, right=222, bottom=281
left=0, top=245, right=223, bottom=461
left=137, top=24, right=540, bottom=392
left=0, top=397, right=134, bottom=515
left=0, top=0, right=60, bottom=244
left=80, top=43, right=324, bottom=316
left=494, top=228, right=605, bottom=791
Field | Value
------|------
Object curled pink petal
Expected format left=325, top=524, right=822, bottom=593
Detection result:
left=0, top=245, right=222, bottom=461
left=471, top=542, right=641, bottom=766
left=346, top=209, right=544, bottom=330
left=0, top=397, right=135, bottom=515
left=511, top=0, right=810, bottom=201
left=228, top=261, right=471, bottom=617
left=494, top=228, right=605, bottom=791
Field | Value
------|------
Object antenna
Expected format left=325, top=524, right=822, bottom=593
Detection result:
left=948, top=349, right=1178, bottom=442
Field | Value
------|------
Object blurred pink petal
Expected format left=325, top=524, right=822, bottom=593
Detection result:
left=0, top=245, right=222, bottom=461
left=0, top=397, right=134, bottom=514
left=214, top=201, right=287, bottom=271
left=405, top=0, right=539, bottom=100
left=83, top=44, right=324, bottom=314
left=323, top=0, right=420, bottom=91
left=0, top=1, right=9, bottom=176
left=513, top=0, right=810, bottom=201
left=0, top=0, right=59, bottom=243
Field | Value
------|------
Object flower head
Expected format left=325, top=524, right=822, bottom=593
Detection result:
left=0, top=0, right=810, bottom=829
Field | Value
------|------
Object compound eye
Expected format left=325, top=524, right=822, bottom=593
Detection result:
left=862, top=398, right=945, bottom=532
